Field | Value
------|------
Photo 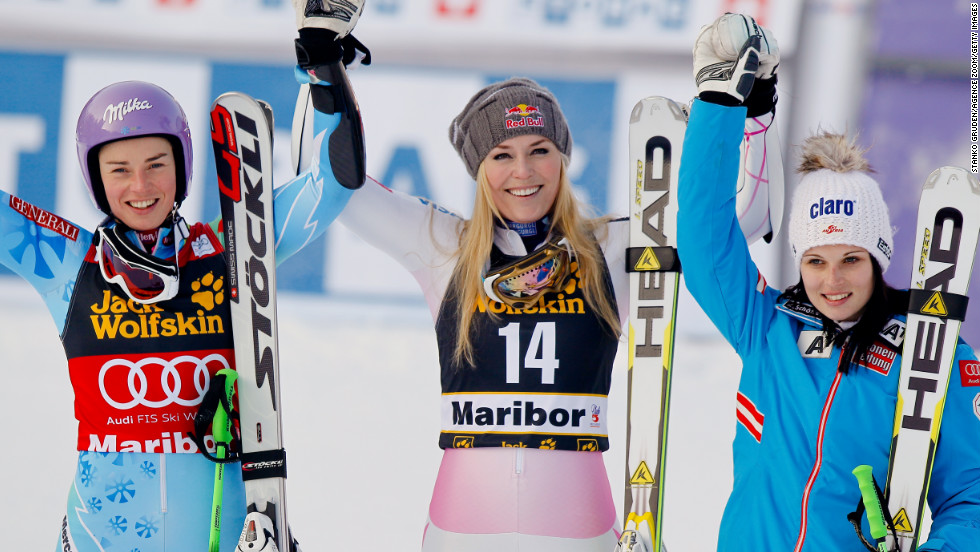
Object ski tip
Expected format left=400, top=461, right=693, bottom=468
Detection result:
left=629, top=96, right=687, bottom=125
left=924, top=166, right=980, bottom=195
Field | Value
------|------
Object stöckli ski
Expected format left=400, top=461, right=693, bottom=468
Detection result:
left=211, top=92, right=291, bottom=551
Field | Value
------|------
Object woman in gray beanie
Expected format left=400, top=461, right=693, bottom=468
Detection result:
left=319, top=73, right=778, bottom=550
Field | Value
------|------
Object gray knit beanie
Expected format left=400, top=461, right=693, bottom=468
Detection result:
left=449, top=77, right=572, bottom=179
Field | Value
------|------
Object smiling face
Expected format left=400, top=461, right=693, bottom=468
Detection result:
left=800, top=244, right=876, bottom=322
left=98, top=136, right=177, bottom=231
left=482, top=134, right=562, bottom=224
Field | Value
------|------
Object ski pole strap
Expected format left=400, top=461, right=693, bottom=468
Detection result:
left=241, top=449, right=287, bottom=481
left=848, top=465, right=897, bottom=552
left=908, top=288, right=969, bottom=321
left=847, top=500, right=881, bottom=552
left=626, top=246, right=681, bottom=273
left=190, top=370, right=242, bottom=464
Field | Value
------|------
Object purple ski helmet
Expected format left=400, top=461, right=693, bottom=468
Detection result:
left=76, top=81, right=193, bottom=215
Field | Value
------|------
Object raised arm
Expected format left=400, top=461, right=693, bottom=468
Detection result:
left=246, top=1, right=369, bottom=265
left=0, top=189, right=93, bottom=329
left=677, top=14, right=782, bottom=355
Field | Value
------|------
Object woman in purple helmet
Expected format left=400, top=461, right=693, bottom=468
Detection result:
left=0, top=4, right=364, bottom=550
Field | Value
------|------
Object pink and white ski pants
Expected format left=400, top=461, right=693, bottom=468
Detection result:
left=421, top=447, right=619, bottom=551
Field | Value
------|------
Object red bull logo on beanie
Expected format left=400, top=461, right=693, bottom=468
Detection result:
left=810, top=197, right=855, bottom=219
left=505, top=103, right=545, bottom=129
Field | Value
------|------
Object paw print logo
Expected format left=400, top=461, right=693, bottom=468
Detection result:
left=562, top=261, right=579, bottom=294
left=452, top=436, right=475, bottom=448
left=578, top=439, right=599, bottom=452
left=191, top=272, right=224, bottom=311
left=539, top=439, right=557, bottom=450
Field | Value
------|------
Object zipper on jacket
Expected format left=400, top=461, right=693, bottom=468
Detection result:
left=793, top=340, right=848, bottom=551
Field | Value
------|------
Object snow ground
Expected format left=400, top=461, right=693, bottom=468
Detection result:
left=0, top=276, right=740, bottom=550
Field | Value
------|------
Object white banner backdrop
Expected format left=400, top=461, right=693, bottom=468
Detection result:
left=0, top=0, right=802, bottom=64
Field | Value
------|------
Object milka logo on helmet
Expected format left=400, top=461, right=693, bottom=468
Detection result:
left=505, top=104, right=544, bottom=129
left=103, top=97, right=154, bottom=124
left=810, top=197, right=855, bottom=219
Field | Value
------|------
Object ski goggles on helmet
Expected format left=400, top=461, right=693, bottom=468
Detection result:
left=96, top=221, right=182, bottom=304
left=483, top=236, right=571, bottom=309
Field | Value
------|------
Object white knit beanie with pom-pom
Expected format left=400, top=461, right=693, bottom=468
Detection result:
left=788, top=132, right=894, bottom=272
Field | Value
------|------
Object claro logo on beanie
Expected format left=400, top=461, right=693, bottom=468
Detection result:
left=505, top=104, right=545, bottom=129
left=809, top=197, right=855, bottom=219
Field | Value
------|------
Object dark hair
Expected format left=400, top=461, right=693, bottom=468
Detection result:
left=779, top=258, right=908, bottom=374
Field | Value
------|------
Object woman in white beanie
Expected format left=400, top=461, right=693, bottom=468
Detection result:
left=308, top=71, right=779, bottom=549
left=677, top=13, right=980, bottom=552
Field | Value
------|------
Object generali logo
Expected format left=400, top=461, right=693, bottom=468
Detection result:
left=9, top=196, right=79, bottom=241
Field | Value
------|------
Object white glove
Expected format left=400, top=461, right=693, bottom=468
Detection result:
left=292, top=0, right=364, bottom=38
left=693, top=13, right=779, bottom=103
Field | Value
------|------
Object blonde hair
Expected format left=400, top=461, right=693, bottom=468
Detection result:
left=447, top=157, right=621, bottom=367
left=797, top=131, right=872, bottom=175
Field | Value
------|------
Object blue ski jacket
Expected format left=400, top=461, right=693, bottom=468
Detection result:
left=0, top=76, right=353, bottom=552
left=677, top=99, right=980, bottom=552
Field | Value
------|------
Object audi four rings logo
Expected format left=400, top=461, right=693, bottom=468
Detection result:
left=964, top=362, right=980, bottom=377
left=99, top=354, right=230, bottom=410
